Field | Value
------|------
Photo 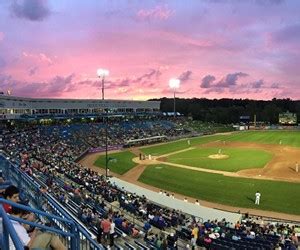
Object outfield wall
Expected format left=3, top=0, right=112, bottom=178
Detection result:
left=110, top=177, right=242, bottom=223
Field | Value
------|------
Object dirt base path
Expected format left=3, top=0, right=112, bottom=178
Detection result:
left=128, top=147, right=143, bottom=156
left=122, top=165, right=147, bottom=182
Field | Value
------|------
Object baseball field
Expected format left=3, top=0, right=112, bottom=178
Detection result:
left=89, top=130, right=300, bottom=216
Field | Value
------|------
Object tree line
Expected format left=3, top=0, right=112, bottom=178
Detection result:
left=151, top=98, right=300, bottom=124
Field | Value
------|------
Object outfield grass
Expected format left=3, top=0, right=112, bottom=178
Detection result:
left=167, top=147, right=273, bottom=172
left=141, top=130, right=300, bottom=156
left=226, top=130, right=300, bottom=147
left=139, top=165, right=300, bottom=215
left=94, top=151, right=137, bottom=175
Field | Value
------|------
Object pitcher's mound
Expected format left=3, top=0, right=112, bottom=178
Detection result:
left=208, top=154, right=229, bottom=159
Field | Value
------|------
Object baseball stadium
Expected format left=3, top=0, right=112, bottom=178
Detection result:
left=0, top=94, right=299, bottom=250
left=2, top=1, right=300, bottom=249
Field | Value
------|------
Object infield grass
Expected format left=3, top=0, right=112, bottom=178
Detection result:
left=141, top=134, right=226, bottom=156
left=139, top=164, right=300, bottom=215
left=167, top=147, right=273, bottom=172
left=94, top=151, right=137, bottom=175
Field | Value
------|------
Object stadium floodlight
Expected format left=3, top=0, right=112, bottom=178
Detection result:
left=97, top=68, right=109, bottom=78
left=97, top=68, right=110, bottom=179
left=169, top=78, right=181, bottom=118
left=169, top=78, right=180, bottom=89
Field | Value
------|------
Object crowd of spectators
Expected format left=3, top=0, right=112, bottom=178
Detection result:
left=176, top=215, right=300, bottom=249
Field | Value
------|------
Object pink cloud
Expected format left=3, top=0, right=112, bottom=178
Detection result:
left=22, top=51, right=54, bottom=66
left=0, top=32, right=4, bottom=41
left=153, top=30, right=215, bottom=49
left=136, top=5, right=174, bottom=21
left=0, top=73, right=75, bottom=97
left=178, top=70, right=192, bottom=83
left=201, top=75, right=216, bottom=88
left=217, top=72, right=248, bottom=87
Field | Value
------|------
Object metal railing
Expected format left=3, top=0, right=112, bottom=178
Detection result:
left=0, top=205, right=23, bottom=250
left=0, top=154, right=103, bottom=250
left=0, top=198, right=76, bottom=250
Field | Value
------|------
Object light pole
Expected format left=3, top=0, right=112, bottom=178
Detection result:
left=106, top=157, right=117, bottom=177
left=97, top=68, right=110, bottom=178
left=97, top=69, right=109, bottom=100
left=169, top=78, right=180, bottom=118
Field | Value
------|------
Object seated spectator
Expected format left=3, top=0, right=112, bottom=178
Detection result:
left=131, top=225, right=140, bottom=238
left=167, top=232, right=178, bottom=249
left=3, top=185, right=19, bottom=213
left=155, top=236, right=163, bottom=248
left=114, top=215, right=123, bottom=228
left=10, top=205, right=66, bottom=250
left=291, top=232, right=298, bottom=246
left=203, top=234, right=212, bottom=247
left=143, top=220, right=152, bottom=232
left=232, top=232, right=241, bottom=241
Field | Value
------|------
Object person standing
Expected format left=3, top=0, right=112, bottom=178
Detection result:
left=101, top=216, right=111, bottom=245
left=109, top=218, right=115, bottom=247
left=296, top=162, right=299, bottom=173
left=255, top=191, right=261, bottom=205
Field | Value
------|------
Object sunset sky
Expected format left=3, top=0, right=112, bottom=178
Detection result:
left=0, top=0, right=300, bottom=100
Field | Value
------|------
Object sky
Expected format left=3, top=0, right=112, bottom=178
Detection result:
left=0, top=0, right=300, bottom=100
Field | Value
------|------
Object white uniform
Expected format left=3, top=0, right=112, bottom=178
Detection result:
left=296, top=163, right=299, bottom=173
left=255, top=192, right=261, bottom=205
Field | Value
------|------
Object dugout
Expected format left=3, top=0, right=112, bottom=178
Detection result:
left=125, top=135, right=167, bottom=147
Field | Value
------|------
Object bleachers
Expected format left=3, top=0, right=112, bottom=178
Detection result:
left=125, top=242, right=137, bottom=249
left=134, top=240, right=152, bottom=249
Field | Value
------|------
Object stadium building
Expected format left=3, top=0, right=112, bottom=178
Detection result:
left=0, top=94, right=160, bottom=120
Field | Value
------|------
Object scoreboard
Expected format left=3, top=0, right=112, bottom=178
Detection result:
left=279, top=112, right=297, bottom=125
